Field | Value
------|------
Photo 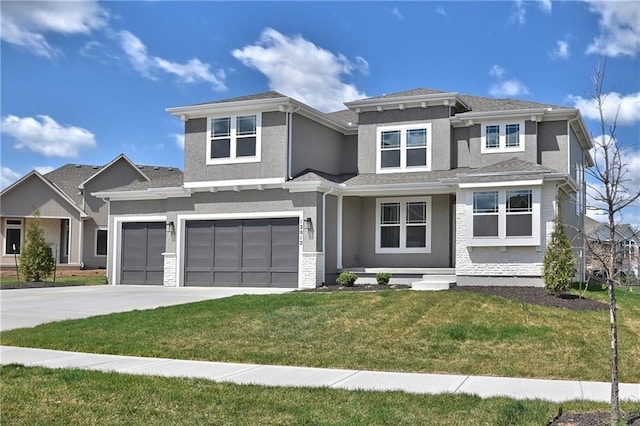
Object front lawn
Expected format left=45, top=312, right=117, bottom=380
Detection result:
left=1, top=289, right=638, bottom=382
left=2, top=365, right=639, bottom=426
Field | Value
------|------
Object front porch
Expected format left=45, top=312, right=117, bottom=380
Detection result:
left=342, top=267, right=456, bottom=290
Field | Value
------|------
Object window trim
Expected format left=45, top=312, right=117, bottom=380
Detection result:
left=375, top=197, right=432, bottom=254
left=95, top=228, right=108, bottom=257
left=206, top=112, right=262, bottom=165
left=376, top=123, right=432, bottom=173
left=480, top=120, right=525, bottom=154
left=4, top=218, right=23, bottom=255
left=465, top=187, right=541, bottom=247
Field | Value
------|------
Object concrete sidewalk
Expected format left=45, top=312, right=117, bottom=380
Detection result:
left=2, top=346, right=638, bottom=403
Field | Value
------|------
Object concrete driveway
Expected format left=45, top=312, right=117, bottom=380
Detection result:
left=0, top=285, right=292, bottom=331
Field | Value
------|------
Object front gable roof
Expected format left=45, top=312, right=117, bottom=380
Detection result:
left=77, top=154, right=148, bottom=190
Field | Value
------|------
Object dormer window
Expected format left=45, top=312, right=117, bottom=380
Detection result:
left=481, top=121, right=525, bottom=153
left=207, top=113, right=261, bottom=165
left=377, top=123, right=432, bottom=173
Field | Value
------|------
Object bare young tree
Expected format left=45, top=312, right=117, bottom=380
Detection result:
left=586, top=60, right=640, bottom=424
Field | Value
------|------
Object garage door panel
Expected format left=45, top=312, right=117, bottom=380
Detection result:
left=120, top=222, right=165, bottom=285
left=185, top=218, right=299, bottom=287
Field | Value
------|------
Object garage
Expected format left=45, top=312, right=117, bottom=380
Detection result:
left=120, top=222, right=165, bottom=285
left=184, top=218, right=299, bottom=287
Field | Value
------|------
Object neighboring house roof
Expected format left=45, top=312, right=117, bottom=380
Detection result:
left=77, top=154, right=148, bottom=190
left=585, top=218, right=640, bottom=243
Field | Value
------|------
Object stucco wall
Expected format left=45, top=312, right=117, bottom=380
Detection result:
left=183, top=111, right=287, bottom=183
left=469, top=121, right=539, bottom=169
left=357, top=106, right=453, bottom=173
left=538, top=120, right=568, bottom=173
left=291, top=114, right=348, bottom=177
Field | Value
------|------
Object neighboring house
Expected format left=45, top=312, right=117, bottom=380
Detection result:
left=0, top=154, right=182, bottom=270
left=585, top=216, right=639, bottom=279
left=94, top=88, right=593, bottom=289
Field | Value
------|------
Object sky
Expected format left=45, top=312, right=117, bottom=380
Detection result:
left=1, top=0, right=639, bottom=227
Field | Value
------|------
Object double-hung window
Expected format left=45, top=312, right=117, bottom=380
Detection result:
left=377, top=123, right=431, bottom=172
left=207, top=113, right=261, bottom=164
left=376, top=197, right=431, bottom=253
left=466, top=187, right=540, bottom=246
left=481, top=121, right=525, bottom=153
left=4, top=219, right=23, bottom=255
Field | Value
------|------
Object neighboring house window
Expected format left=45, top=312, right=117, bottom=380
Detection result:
left=481, top=121, right=525, bottom=153
left=576, top=163, right=584, bottom=215
left=4, top=219, right=23, bottom=255
left=377, top=123, right=432, bottom=173
left=206, top=113, right=261, bottom=165
left=466, top=187, right=540, bottom=246
left=376, top=197, right=431, bottom=253
left=95, top=229, right=107, bottom=257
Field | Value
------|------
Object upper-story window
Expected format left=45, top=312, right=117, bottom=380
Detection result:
left=481, top=121, right=525, bottom=153
left=377, top=123, right=432, bottom=173
left=206, top=113, right=261, bottom=165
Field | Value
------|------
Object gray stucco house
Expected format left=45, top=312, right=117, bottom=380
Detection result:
left=0, top=154, right=182, bottom=270
left=94, top=88, right=593, bottom=289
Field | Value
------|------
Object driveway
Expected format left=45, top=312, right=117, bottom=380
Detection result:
left=0, top=285, right=292, bottom=331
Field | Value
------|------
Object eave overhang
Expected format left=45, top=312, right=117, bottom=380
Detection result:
left=92, top=186, right=191, bottom=201
left=345, top=92, right=468, bottom=113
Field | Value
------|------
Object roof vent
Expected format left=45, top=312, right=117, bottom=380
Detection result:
left=154, top=166, right=159, bottom=170
left=168, top=167, right=173, bottom=171
left=138, top=165, right=144, bottom=169
left=92, top=166, right=99, bottom=169
left=75, top=164, right=81, bottom=168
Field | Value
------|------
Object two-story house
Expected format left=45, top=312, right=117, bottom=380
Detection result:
left=94, top=88, right=592, bottom=289
left=0, top=154, right=182, bottom=270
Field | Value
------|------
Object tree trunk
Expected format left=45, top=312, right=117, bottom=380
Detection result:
left=608, top=219, right=620, bottom=425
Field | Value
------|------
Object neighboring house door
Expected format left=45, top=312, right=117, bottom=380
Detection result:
left=184, top=218, right=299, bottom=287
left=59, top=219, right=69, bottom=264
left=120, top=222, right=165, bottom=285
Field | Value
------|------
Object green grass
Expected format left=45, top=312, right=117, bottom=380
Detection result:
left=2, top=364, right=639, bottom=426
left=0, top=275, right=106, bottom=286
left=2, top=289, right=639, bottom=382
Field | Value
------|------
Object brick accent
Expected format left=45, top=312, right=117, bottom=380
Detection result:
left=455, top=184, right=556, bottom=285
left=162, top=252, right=176, bottom=287
left=301, top=252, right=323, bottom=289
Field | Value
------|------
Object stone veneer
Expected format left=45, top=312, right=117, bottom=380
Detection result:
left=162, top=252, right=177, bottom=287
left=455, top=183, right=557, bottom=286
left=302, top=252, right=323, bottom=289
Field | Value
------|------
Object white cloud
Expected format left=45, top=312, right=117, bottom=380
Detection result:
left=116, top=30, right=226, bottom=90
left=0, top=1, right=108, bottom=58
left=538, top=0, right=553, bottom=13
left=569, top=92, right=640, bottom=126
left=436, top=6, right=447, bottom=16
left=550, top=40, right=570, bottom=59
left=232, top=28, right=367, bottom=112
left=488, top=65, right=529, bottom=97
left=1, top=115, right=97, bottom=158
left=511, top=0, right=527, bottom=25
left=172, top=134, right=185, bottom=150
left=34, top=166, right=54, bottom=175
left=1, top=167, right=22, bottom=190
left=585, top=0, right=640, bottom=58
left=391, top=7, right=404, bottom=20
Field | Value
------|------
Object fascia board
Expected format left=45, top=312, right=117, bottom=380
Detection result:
left=452, top=108, right=550, bottom=124
left=345, top=92, right=463, bottom=110
left=166, top=97, right=292, bottom=120
left=92, top=187, right=190, bottom=201
left=459, top=179, right=544, bottom=189
left=184, top=177, right=285, bottom=189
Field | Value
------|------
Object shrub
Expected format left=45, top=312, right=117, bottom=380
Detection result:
left=19, top=213, right=55, bottom=282
left=542, top=216, right=575, bottom=296
left=376, top=272, right=392, bottom=285
left=336, top=271, right=358, bottom=287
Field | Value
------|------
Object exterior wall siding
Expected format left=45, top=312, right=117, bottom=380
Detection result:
left=357, top=106, right=453, bottom=173
left=452, top=127, right=470, bottom=168
left=455, top=182, right=557, bottom=286
left=184, top=111, right=288, bottom=183
left=469, top=121, right=539, bottom=169
left=291, top=114, right=349, bottom=177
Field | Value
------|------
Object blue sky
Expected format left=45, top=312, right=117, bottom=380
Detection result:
left=1, top=1, right=639, bottom=225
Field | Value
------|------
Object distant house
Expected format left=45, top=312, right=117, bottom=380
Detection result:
left=0, top=154, right=182, bottom=269
left=585, top=216, right=639, bottom=279
left=93, top=88, right=593, bottom=289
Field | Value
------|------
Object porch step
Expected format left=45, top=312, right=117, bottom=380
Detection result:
left=411, top=274, right=456, bottom=291
left=342, top=268, right=455, bottom=286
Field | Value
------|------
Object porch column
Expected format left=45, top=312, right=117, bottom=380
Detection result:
left=337, top=194, right=343, bottom=270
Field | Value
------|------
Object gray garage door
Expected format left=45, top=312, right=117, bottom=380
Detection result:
left=120, top=222, right=165, bottom=285
left=185, top=218, right=299, bottom=287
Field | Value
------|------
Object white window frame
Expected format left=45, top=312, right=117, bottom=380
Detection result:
left=480, top=120, right=525, bottom=154
left=4, top=218, right=23, bottom=255
left=375, top=197, right=432, bottom=254
left=95, top=228, right=108, bottom=257
left=376, top=123, right=432, bottom=173
left=465, top=187, right=541, bottom=247
left=206, top=112, right=262, bottom=165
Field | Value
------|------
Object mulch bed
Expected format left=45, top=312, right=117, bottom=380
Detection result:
left=0, top=281, right=93, bottom=290
left=548, top=412, right=640, bottom=425
left=301, top=284, right=411, bottom=293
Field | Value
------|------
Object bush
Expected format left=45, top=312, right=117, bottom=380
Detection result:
left=543, top=217, right=575, bottom=296
left=336, top=271, right=358, bottom=287
left=376, top=272, right=392, bottom=285
left=19, top=213, right=55, bottom=282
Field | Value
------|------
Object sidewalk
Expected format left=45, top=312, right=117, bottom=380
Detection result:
left=2, top=346, right=638, bottom=403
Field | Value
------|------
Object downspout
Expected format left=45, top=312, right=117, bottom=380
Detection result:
left=322, top=186, right=334, bottom=284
